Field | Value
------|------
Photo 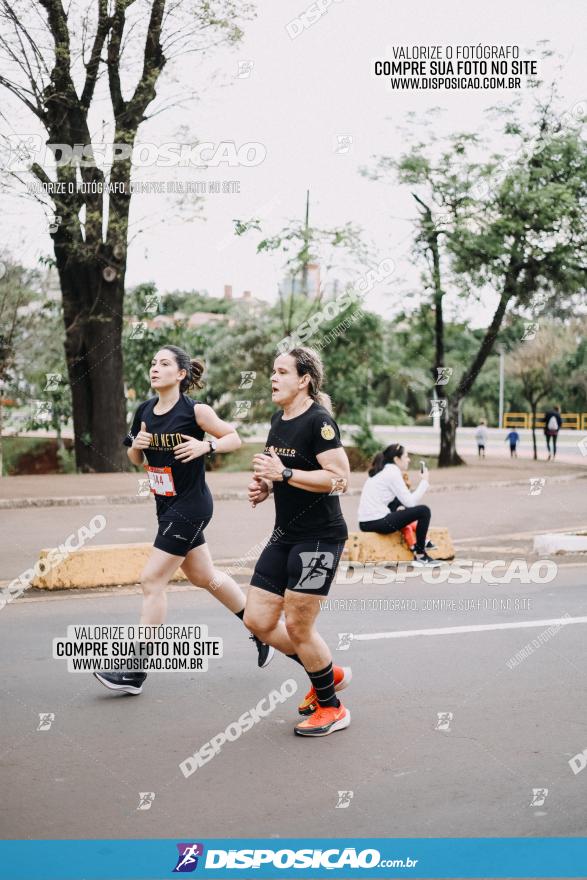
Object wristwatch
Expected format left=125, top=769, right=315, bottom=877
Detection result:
left=281, top=467, right=293, bottom=483
left=207, top=439, right=217, bottom=456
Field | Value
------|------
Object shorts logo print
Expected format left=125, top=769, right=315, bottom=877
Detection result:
left=293, top=551, right=334, bottom=590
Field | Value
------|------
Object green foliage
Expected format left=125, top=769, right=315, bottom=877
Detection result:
left=351, top=419, right=381, bottom=461
left=318, top=307, right=384, bottom=421
left=370, top=402, right=410, bottom=425
left=0, top=264, right=73, bottom=439
left=25, top=378, right=72, bottom=439
left=123, top=322, right=211, bottom=406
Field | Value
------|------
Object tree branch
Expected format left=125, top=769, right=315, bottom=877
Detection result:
left=0, top=74, right=40, bottom=117
left=80, top=0, right=110, bottom=110
left=108, top=0, right=132, bottom=117
left=127, top=0, right=166, bottom=124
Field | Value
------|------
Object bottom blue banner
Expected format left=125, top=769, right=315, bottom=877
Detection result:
left=0, top=837, right=585, bottom=879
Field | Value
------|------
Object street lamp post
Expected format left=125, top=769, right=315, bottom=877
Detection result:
left=498, top=347, right=505, bottom=429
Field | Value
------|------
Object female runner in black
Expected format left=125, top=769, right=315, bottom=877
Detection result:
left=244, top=346, right=352, bottom=737
left=94, top=345, right=273, bottom=694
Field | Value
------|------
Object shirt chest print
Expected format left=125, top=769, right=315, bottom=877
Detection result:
left=264, top=444, right=296, bottom=457
left=148, top=431, right=184, bottom=450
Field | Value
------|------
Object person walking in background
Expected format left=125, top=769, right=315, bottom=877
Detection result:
left=475, top=419, right=488, bottom=458
left=505, top=429, right=520, bottom=458
left=543, top=405, right=562, bottom=461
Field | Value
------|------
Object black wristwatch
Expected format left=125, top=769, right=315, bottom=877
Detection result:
left=207, top=439, right=217, bottom=456
left=281, top=467, right=293, bottom=483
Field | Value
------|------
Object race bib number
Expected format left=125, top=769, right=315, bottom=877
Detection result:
left=145, top=466, right=176, bottom=497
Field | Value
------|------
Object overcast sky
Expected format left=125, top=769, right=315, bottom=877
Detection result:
left=1, top=0, right=585, bottom=326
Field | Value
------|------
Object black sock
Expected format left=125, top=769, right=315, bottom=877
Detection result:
left=308, top=662, right=340, bottom=708
left=236, top=608, right=260, bottom=642
left=287, top=653, right=304, bottom=666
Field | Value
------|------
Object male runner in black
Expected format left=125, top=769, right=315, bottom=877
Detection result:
left=244, top=346, right=352, bottom=737
left=94, top=345, right=273, bottom=695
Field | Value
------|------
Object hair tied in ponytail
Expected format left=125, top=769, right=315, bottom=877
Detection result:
left=368, top=452, right=384, bottom=478
left=368, top=443, right=404, bottom=477
left=287, top=346, right=333, bottom=415
left=159, top=345, right=205, bottom=392
left=189, top=358, right=205, bottom=390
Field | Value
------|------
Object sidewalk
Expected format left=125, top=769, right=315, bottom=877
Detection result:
left=1, top=456, right=585, bottom=508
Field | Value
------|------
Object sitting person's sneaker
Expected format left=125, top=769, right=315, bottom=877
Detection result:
left=294, top=702, right=351, bottom=737
left=298, top=665, right=351, bottom=716
left=249, top=634, right=275, bottom=668
left=93, top=671, right=147, bottom=695
left=412, top=551, right=442, bottom=568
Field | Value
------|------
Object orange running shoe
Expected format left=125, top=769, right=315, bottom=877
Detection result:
left=297, top=665, right=352, bottom=716
left=294, top=702, right=351, bottom=737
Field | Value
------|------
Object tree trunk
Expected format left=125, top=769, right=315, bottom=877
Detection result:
left=410, top=193, right=452, bottom=469
left=59, top=261, right=127, bottom=472
left=439, top=397, right=465, bottom=467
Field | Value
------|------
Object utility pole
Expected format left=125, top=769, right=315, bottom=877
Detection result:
left=301, top=189, right=310, bottom=298
left=498, top=347, right=505, bottom=429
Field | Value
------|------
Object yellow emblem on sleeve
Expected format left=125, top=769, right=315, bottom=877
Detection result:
left=320, top=423, right=335, bottom=441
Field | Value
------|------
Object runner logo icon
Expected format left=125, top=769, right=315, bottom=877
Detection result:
left=294, top=552, right=334, bottom=590
left=173, top=843, right=204, bottom=872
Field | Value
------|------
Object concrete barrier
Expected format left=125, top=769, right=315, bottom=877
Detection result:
left=533, top=532, right=587, bottom=556
left=30, top=527, right=455, bottom=590
left=31, top=543, right=188, bottom=590
left=344, top=527, right=455, bottom=563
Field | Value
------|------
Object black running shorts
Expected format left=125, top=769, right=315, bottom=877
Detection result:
left=250, top=539, right=345, bottom=597
left=154, top=516, right=211, bottom=557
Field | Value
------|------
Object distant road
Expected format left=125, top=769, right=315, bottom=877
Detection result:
left=4, top=423, right=586, bottom=462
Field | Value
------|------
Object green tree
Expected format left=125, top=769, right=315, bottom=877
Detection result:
left=0, top=0, right=254, bottom=471
left=506, top=323, right=569, bottom=458
left=0, top=258, right=42, bottom=472
left=364, top=83, right=587, bottom=466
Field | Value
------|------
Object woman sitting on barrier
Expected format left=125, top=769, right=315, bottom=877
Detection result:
left=357, top=443, right=439, bottom=568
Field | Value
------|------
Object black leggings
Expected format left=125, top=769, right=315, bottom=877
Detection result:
left=545, top=434, right=558, bottom=456
left=359, top=504, right=431, bottom=553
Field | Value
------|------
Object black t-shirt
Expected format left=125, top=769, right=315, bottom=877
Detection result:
left=264, top=402, right=348, bottom=543
left=123, top=394, right=213, bottom=522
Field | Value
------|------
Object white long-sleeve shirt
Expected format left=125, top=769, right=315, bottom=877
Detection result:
left=357, top=463, right=429, bottom=523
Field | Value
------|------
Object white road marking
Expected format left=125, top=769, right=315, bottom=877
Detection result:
left=351, top=616, right=587, bottom=641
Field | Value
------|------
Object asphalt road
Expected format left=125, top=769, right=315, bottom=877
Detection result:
left=2, top=563, right=587, bottom=841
